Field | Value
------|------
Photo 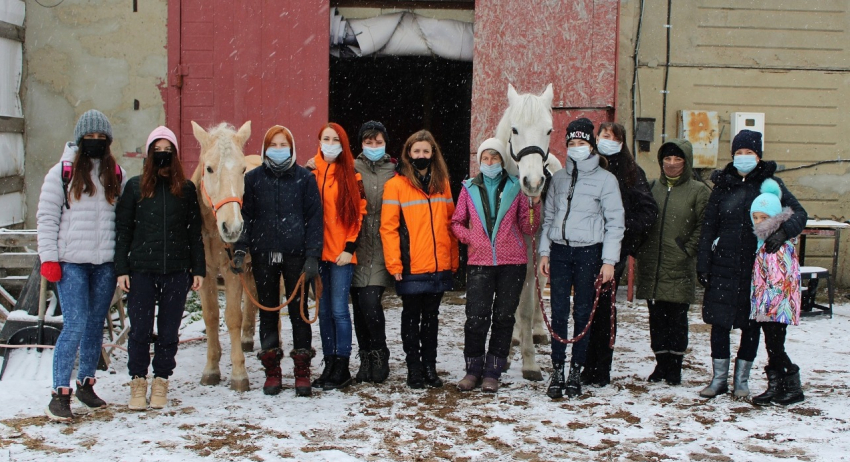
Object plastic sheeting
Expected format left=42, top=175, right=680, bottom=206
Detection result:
left=0, top=37, right=23, bottom=118
left=0, top=133, right=23, bottom=177
left=0, top=0, right=25, bottom=26
left=330, top=8, right=473, bottom=61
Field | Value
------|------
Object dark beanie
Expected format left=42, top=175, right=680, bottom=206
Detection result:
left=358, top=120, right=388, bottom=144
left=566, top=118, right=596, bottom=149
left=731, top=129, right=763, bottom=158
left=660, top=142, right=685, bottom=159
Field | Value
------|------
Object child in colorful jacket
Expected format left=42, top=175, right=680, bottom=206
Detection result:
left=749, top=178, right=804, bottom=405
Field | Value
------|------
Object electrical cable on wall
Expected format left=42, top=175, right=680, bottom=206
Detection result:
left=660, top=0, right=672, bottom=142
left=631, top=0, right=646, bottom=157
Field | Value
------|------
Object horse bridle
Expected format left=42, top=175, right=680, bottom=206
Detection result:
left=508, top=135, right=550, bottom=163
left=200, top=170, right=243, bottom=219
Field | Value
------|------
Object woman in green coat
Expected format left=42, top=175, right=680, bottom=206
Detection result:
left=636, top=138, right=710, bottom=385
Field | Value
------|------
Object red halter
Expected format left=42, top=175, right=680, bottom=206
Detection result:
left=200, top=171, right=243, bottom=218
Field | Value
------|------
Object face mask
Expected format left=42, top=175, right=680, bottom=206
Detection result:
left=79, top=138, right=109, bottom=159
left=362, top=146, right=386, bottom=162
left=479, top=162, right=503, bottom=179
left=733, top=154, right=759, bottom=174
left=567, top=145, right=592, bottom=162
left=265, top=147, right=291, bottom=165
left=153, top=151, right=173, bottom=168
left=321, top=143, right=343, bottom=162
left=663, top=159, right=685, bottom=179
left=411, top=157, right=432, bottom=171
left=597, top=139, right=622, bottom=156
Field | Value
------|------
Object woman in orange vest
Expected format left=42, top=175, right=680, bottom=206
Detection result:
left=311, top=123, right=366, bottom=391
left=381, top=130, right=458, bottom=389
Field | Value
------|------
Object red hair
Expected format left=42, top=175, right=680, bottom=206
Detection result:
left=318, top=123, right=360, bottom=230
left=263, top=125, right=294, bottom=155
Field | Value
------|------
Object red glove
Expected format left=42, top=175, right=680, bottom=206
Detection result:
left=41, top=261, right=62, bottom=283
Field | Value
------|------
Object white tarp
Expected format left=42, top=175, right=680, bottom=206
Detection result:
left=0, top=0, right=25, bottom=26
left=0, top=37, right=22, bottom=118
left=0, top=132, right=24, bottom=177
left=330, top=8, right=473, bottom=61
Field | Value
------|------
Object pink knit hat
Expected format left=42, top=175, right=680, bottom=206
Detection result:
left=146, top=126, right=179, bottom=154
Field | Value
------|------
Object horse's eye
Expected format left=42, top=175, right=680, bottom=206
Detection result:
left=512, top=128, right=518, bottom=135
left=546, top=128, right=553, bottom=135
left=206, top=166, right=214, bottom=174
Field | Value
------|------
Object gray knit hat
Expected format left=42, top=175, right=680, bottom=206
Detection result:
left=74, top=109, right=113, bottom=145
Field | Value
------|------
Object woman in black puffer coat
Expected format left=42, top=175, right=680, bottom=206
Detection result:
left=696, top=130, right=806, bottom=399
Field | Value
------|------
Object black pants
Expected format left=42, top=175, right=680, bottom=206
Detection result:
left=710, top=321, right=760, bottom=361
left=583, top=260, right=625, bottom=375
left=127, top=271, right=192, bottom=379
left=463, top=265, right=525, bottom=359
left=761, top=322, right=793, bottom=370
left=252, top=255, right=312, bottom=351
left=400, top=292, right=443, bottom=367
left=648, top=300, right=689, bottom=355
left=351, top=286, right=387, bottom=351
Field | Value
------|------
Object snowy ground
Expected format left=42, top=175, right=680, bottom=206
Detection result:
left=1, top=289, right=849, bottom=461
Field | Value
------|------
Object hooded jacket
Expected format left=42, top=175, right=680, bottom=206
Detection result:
left=352, top=153, right=396, bottom=288
left=237, top=126, right=323, bottom=259
left=37, top=142, right=128, bottom=265
left=603, top=151, right=658, bottom=259
left=538, top=153, right=625, bottom=266
left=311, top=151, right=367, bottom=263
left=636, top=139, right=710, bottom=304
left=750, top=208, right=801, bottom=325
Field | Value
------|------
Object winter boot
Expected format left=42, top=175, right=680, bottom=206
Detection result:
left=323, top=356, right=353, bottom=391
left=580, top=364, right=596, bottom=386
left=774, top=365, right=805, bottom=405
left=752, top=366, right=782, bottom=406
left=370, top=347, right=391, bottom=384
left=128, top=376, right=148, bottom=410
left=257, top=348, right=283, bottom=396
left=481, top=354, right=508, bottom=393
left=666, top=355, right=683, bottom=386
left=291, top=348, right=314, bottom=397
left=312, top=355, right=335, bottom=389
left=564, top=361, right=583, bottom=398
left=457, top=356, right=485, bottom=391
left=46, top=387, right=74, bottom=421
left=423, top=363, right=443, bottom=388
left=699, top=358, right=730, bottom=398
left=647, top=353, right=670, bottom=383
left=355, top=349, right=372, bottom=384
left=75, top=377, right=107, bottom=411
left=732, top=358, right=753, bottom=398
left=406, top=362, right=425, bottom=389
left=149, top=377, right=169, bottom=409
left=547, top=361, right=565, bottom=399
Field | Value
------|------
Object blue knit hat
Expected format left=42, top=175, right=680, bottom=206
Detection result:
left=751, top=178, right=783, bottom=219
left=74, top=109, right=113, bottom=146
left=732, top=129, right=762, bottom=158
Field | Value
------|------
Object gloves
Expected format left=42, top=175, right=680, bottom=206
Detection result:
left=764, top=228, right=788, bottom=254
left=697, top=272, right=710, bottom=289
left=302, top=256, right=319, bottom=281
left=230, top=250, right=246, bottom=274
left=41, top=261, right=62, bottom=283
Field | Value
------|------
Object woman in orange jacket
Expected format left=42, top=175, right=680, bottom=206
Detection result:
left=381, top=130, right=458, bottom=389
left=311, top=123, right=366, bottom=391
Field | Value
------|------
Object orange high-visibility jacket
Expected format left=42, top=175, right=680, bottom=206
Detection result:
left=312, top=153, right=367, bottom=263
left=380, top=174, right=459, bottom=276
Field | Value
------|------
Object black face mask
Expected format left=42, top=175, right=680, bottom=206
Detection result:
left=153, top=151, right=173, bottom=168
left=79, top=138, right=109, bottom=159
left=411, top=157, right=432, bottom=171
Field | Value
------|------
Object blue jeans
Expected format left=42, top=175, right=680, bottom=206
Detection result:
left=549, top=243, right=602, bottom=365
left=53, top=262, right=116, bottom=390
left=318, top=262, right=354, bottom=358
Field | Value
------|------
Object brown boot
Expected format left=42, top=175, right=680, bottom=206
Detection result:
left=128, top=377, right=148, bottom=411
left=149, top=377, right=169, bottom=409
left=457, top=356, right=484, bottom=391
left=481, top=353, right=507, bottom=393
left=291, top=348, right=315, bottom=397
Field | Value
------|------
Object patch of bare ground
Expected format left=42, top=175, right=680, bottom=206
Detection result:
left=625, top=451, right=674, bottom=461
left=688, top=453, right=733, bottom=462
left=0, top=418, right=73, bottom=455
left=184, top=423, right=288, bottom=458
left=602, top=409, right=641, bottom=424
left=789, top=407, right=822, bottom=417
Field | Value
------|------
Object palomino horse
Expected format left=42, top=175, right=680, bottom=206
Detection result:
left=497, top=83, right=563, bottom=381
left=191, top=121, right=260, bottom=392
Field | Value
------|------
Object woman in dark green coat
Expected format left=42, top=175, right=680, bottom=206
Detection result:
left=636, top=138, right=710, bottom=385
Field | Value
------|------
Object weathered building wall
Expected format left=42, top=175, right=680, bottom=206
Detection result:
left=617, top=0, right=850, bottom=286
left=22, top=0, right=167, bottom=227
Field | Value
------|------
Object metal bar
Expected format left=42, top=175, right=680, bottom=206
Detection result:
left=643, top=62, right=850, bottom=73
left=0, top=20, right=24, bottom=42
left=0, top=117, right=25, bottom=134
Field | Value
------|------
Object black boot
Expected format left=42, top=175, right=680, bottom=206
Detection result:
left=312, top=355, right=336, bottom=389
left=355, top=349, right=372, bottom=384
left=423, top=363, right=443, bottom=388
left=774, top=365, right=805, bottom=405
left=323, top=356, right=352, bottom=391
left=75, top=377, right=107, bottom=410
left=565, top=362, right=583, bottom=398
left=666, top=355, right=683, bottom=386
left=45, top=387, right=74, bottom=421
left=370, top=347, right=390, bottom=384
left=580, top=365, right=596, bottom=386
left=752, top=366, right=782, bottom=406
left=406, top=362, right=425, bottom=389
left=647, top=353, right=669, bottom=382
left=547, top=361, right=565, bottom=399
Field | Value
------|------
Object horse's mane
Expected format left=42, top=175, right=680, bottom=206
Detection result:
left=206, top=123, right=238, bottom=160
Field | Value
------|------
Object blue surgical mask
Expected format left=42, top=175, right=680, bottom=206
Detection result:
left=733, top=154, right=759, bottom=174
left=265, top=147, right=291, bottom=165
left=567, top=145, right=592, bottom=162
left=321, top=143, right=343, bottom=162
left=479, top=162, right=503, bottom=179
left=597, top=139, right=622, bottom=156
left=363, top=146, right=386, bottom=162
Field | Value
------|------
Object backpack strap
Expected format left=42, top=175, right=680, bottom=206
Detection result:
left=61, top=161, right=73, bottom=210
left=114, top=163, right=123, bottom=184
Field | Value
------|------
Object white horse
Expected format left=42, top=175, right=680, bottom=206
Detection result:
left=497, top=83, right=563, bottom=381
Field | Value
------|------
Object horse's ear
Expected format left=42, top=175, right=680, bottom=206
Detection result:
left=191, top=121, right=210, bottom=148
left=234, top=121, right=252, bottom=149
left=541, top=83, right=554, bottom=106
left=507, top=83, right=519, bottom=105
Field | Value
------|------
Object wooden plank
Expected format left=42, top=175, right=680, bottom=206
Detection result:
left=0, top=117, right=24, bottom=134
left=0, top=232, right=37, bottom=248
left=0, top=177, right=24, bottom=196
left=0, top=20, right=24, bottom=42
left=0, top=252, right=37, bottom=269
left=0, top=283, right=15, bottom=311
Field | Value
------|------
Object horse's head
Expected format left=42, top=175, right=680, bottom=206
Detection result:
left=191, top=121, right=251, bottom=243
left=496, top=83, right=555, bottom=197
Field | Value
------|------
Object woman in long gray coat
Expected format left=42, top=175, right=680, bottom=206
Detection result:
left=636, top=138, right=710, bottom=386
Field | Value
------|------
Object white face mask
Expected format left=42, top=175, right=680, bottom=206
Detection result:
left=597, top=139, right=622, bottom=156
left=567, top=145, right=592, bottom=162
left=321, top=143, right=343, bottom=162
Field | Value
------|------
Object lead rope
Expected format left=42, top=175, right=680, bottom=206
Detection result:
left=239, top=273, right=322, bottom=324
